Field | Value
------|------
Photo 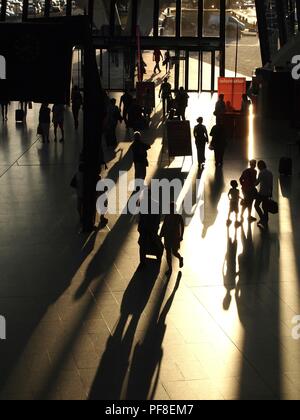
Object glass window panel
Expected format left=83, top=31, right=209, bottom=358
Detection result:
left=214, top=51, right=220, bottom=91
left=6, top=0, right=22, bottom=21
left=203, top=0, right=220, bottom=37
left=72, top=47, right=84, bottom=90
left=179, top=51, right=186, bottom=88
left=202, top=51, right=212, bottom=91
left=49, top=0, right=65, bottom=17
left=74, top=0, right=88, bottom=15
left=110, top=50, right=125, bottom=90
left=188, top=52, right=199, bottom=91
left=97, top=49, right=109, bottom=90
left=116, top=0, right=132, bottom=36
left=181, top=0, right=198, bottom=37
left=138, top=0, right=154, bottom=36
left=225, top=5, right=261, bottom=79
left=93, top=0, right=109, bottom=33
left=159, top=0, right=176, bottom=37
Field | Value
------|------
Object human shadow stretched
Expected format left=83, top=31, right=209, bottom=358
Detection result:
left=88, top=262, right=161, bottom=400
left=125, top=272, right=182, bottom=400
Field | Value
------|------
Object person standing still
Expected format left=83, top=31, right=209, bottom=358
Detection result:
left=71, top=85, right=83, bottom=130
left=194, top=117, right=209, bottom=169
left=255, top=160, right=274, bottom=228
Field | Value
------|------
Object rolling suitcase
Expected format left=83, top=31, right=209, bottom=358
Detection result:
left=15, top=109, right=24, bottom=123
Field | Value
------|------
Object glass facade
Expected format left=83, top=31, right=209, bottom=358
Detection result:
left=203, top=0, right=220, bottom=37
left=2, top=0, right=298, bottom=90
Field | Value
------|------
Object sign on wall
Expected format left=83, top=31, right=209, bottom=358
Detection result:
left=218, top=77, right=247, bottom=111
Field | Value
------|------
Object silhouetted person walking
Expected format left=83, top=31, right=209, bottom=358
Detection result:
left=227, top=180, right=241, bottom=227
left=132, top=131, right=150, bottom=182
left=71, top=85, right=83, bottom=130
left=138, top=190, right=162, bottom=268
left=164, top=50, right=171, bottom=73
left=240, top=159, right=258, bottom=222
left=160, top=202, right=184, bottom=276
left=255, top=160, right=273, bottom=228
left=106, top=98, right=122, bottom=148
left=119, top=89, right=133, bottom=128
left=159, top=78, right=172, bottom=118
left=153, top=49, right=163, bottom=74
left=194, top=117, right=209, bottom=169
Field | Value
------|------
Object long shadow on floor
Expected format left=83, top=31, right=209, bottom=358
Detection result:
left=236, top=228, right=281, bottom=399
left=0, top=224, right=100, bottom=398
left=125, top=272, right=182, bottom=400
left=33, top=209, right=136, bottom=400
left=202, top=167, right=224, bottom=238
left=89, top=262, right=162, bottom=400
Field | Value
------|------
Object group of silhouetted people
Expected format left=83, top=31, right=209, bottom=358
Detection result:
left=159, top=78, right=189, bottom=121
left=37, top=85, right=83, bottom=144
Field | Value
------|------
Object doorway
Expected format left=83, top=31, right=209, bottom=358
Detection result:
left=174, top=49, right=220, bottom=93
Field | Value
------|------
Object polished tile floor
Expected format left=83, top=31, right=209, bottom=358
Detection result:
left=0, top=94, right=299, bottom=400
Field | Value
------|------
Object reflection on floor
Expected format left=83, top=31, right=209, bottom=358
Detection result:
left=0, top=94, right=299, bottom=400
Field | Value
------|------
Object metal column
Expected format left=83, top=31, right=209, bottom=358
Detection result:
left=255, top=0, right=271, bottom=65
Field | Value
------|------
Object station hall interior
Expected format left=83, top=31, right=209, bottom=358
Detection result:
left=0, top=0, right=300, bottom=401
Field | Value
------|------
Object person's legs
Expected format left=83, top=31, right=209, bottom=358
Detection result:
left=255, top=195, right=264, bottom=222
left=173, top=248, right=184, bottom=268
left=220, top=149, right=225, bottom=166
left=227, top=209, right=232, bottom=225
left=1, top=105, right=4, bottom=121
left=59, top=122, right=65, bottom=142
left=54, top=122, right=58, bottom=142
left=4, top=105, right=8, bottom=120
left=214, top=150, right=219, bottom=166
left=166, top=247, right=173, bottom=273
left=139, top=245, right=146, bottom=266
left=262, top=198, right=269, bottom=224
left=162, top=97, right=166, bottom=117
left=197, top=143, right=206, bottom=167
left=72, top=107, right=79, bottom=129
left=41, top=124, right=46, bottom=143
left=154, top=61, right=161, bottom=73
left=134, top=163, right=146, bottom=182
left=123, top=108, right=129, bottom=127
left=46, top=124, right=50, bottom=142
